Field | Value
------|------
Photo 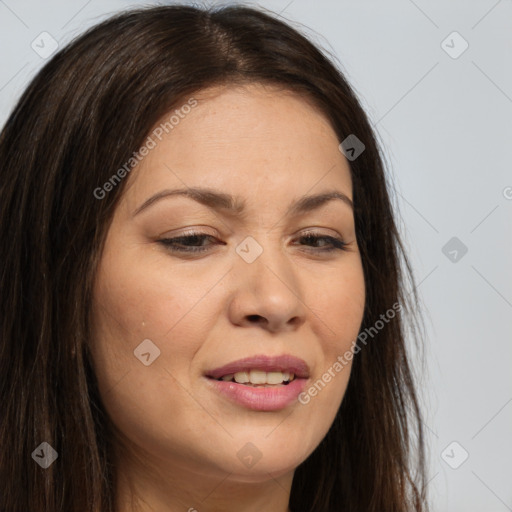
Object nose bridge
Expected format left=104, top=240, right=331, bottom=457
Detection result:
left=235, top=234, right=295, bottom=291
left=228, top=233, right=306, bottom=330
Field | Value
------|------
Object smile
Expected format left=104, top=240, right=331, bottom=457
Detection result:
left=205, top=354, right=309, bottom=411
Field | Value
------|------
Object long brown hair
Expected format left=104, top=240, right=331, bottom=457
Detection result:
left=0, top=5, right=428, bottom=511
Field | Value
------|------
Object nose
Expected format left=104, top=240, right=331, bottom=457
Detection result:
left=227, top=240, right=307, bottom=333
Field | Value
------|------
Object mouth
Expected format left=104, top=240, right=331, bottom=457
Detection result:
left=205, top=354, right=310, bottom=411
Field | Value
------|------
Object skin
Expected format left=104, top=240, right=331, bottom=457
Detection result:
left=89, top=83, right=366, bottom=512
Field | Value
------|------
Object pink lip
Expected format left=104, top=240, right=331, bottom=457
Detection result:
left=205, top=354, right=310, bottom=412
left=206, top=354, right=310, bottom=380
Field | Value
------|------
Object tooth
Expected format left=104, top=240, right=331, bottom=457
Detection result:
left=228, top=370, right=296, bottom=386
left=267, top=371, right=284, bottom=384
left=234, top=371, right=249, bottom=384
left=249, top=370, right=267, bottom=384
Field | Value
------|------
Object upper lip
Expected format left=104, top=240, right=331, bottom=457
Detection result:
left=206, top=354, right=310, bottom=380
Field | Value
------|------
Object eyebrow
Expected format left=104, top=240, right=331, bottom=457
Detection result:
left=132, top=186, right=353, bottom=218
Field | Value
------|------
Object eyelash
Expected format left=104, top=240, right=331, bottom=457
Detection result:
left=157, top=230, right=348, bottom=254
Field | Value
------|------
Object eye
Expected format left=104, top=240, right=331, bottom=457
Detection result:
left=157, top=231, right=220, bottom=253
left=157, top=230, right=348, bottom=254
left=293, top=231, right=348, bottom=253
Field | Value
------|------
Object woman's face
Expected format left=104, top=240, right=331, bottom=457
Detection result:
left=90, top=84, right=365, bottom=485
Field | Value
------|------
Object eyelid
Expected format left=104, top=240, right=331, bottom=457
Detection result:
left=157, top=226, right=219, bottom=239
left=156, top=228, right=349, bottom=255
left=294, top=226, right=343, bottom=238
left=157, top=226, right=344, bottom=243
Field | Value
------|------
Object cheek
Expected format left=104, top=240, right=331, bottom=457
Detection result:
left=88, top=260, right=209, bottom=459
left=91, top=246, right=218, bottom=354
left=301, top=260, right=365, bottom=413
left=88, top=247, right=226, bottom=419
left=310, top=260, right=366, bottom=349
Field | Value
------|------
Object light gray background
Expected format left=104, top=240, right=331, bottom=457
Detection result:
left=1, top=1, right=511, bottom=510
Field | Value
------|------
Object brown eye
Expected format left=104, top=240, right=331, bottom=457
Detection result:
left=158, top=231, right=221, bottom=253
left=295, top=232, right=347, bottom=252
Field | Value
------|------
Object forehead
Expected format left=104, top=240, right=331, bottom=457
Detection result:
left=122, top=83, right=353, bottom=214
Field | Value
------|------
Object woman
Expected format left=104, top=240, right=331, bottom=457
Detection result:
left=0, top=4, right=428, bottom=511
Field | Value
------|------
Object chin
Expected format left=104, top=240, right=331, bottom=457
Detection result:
left=206, top=433, right=316, bottom=482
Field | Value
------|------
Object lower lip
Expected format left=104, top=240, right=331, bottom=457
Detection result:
left=206, top=377, right=307, bottom=411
